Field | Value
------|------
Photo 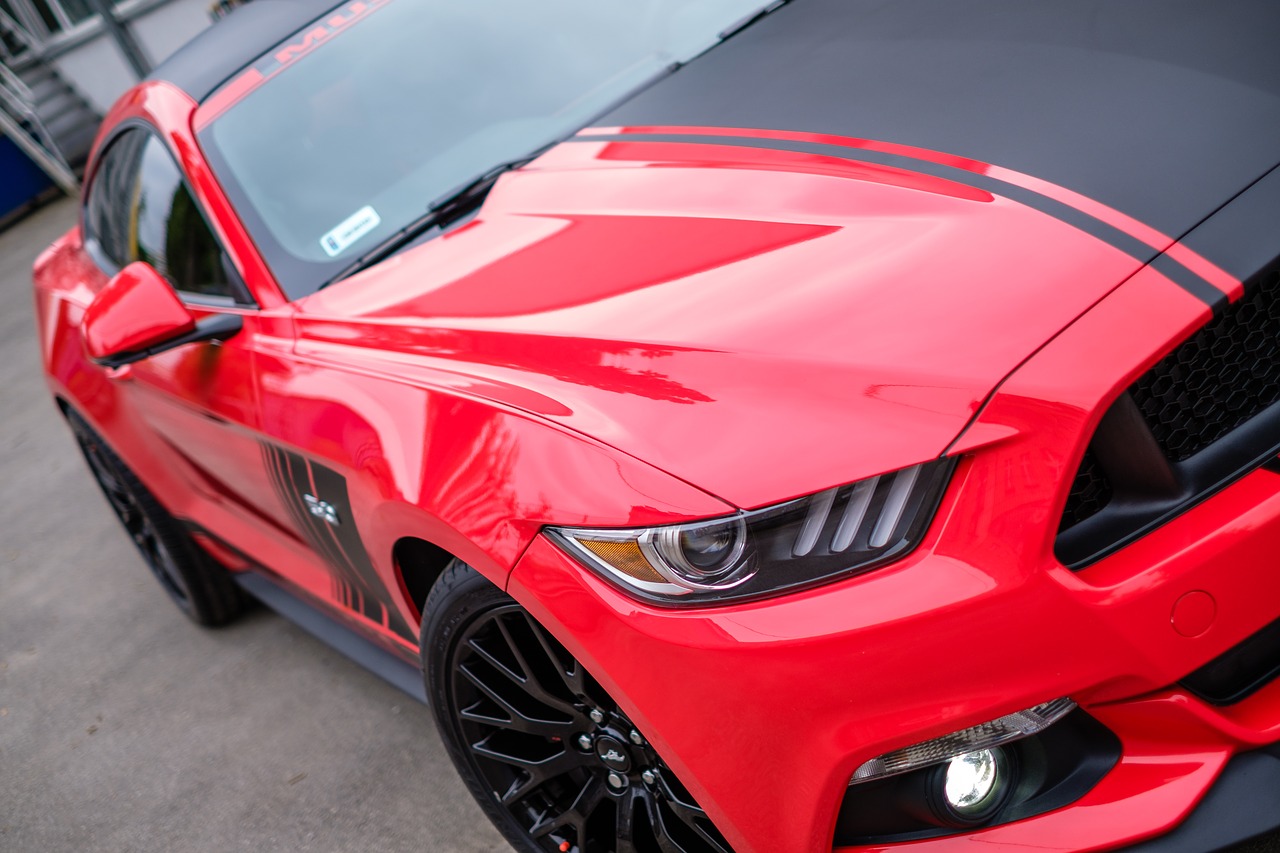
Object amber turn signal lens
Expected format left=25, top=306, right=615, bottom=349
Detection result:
left=576, top=538, right=667, bottom=584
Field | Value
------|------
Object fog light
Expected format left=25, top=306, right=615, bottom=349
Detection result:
left=941, top=748, right=1010, bottom=820
left=850, top=698, right=1074, bottom=785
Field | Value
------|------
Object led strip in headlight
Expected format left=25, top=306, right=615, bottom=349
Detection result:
left=546, top=458, right=955, bottom=605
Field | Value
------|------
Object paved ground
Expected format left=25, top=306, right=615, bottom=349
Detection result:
left=0, top=198, right=506, bottom=851
left=3, top=199, right=1278, bottom=853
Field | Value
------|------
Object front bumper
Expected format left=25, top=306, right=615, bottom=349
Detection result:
left=1124, top=744, right=1280, bottom=852
left=506, top=265, right=1280, bottom=853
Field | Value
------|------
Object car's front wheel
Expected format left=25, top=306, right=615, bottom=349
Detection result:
left=422, top=561, right=732, bottom=853
left=67, top=408, right=244, bottom=626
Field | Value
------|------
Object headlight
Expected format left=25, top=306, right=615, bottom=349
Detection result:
left=546, top=458, right=955, bottom=605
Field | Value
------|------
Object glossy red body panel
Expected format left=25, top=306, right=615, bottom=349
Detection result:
left=33, top=68, right=1280, bottom=853
left=511, top=267, right=1280, bottom=853
left=299, top=138, right=1147, bottom=509
left=579, top=125, right=1243, bottom=300
left=81, top=262, right=196, bottom=361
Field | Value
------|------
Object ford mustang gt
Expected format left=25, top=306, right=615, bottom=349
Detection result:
left=31, top=0, right=1280, bottom=850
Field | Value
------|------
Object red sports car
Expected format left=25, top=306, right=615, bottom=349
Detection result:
left=32, top=0, right=1280, bottom=850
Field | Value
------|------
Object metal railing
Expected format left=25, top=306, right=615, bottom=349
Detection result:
left=0, top=8, right=37, bottom=63
left=0, top=50, right=80, bottom=194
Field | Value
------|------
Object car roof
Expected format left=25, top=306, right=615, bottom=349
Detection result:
left=146, top=0, right=344, bottom=103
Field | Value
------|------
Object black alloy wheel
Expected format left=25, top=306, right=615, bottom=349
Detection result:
left=67, top=409, right=244, bottom=626
left=423, top=562, right=732, bottom=853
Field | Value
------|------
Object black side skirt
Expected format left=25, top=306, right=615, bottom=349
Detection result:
left=234, top=571, right=427, bottom=704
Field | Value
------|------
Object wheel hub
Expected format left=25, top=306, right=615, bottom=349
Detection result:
left=593, top=735, right=632, bottom=773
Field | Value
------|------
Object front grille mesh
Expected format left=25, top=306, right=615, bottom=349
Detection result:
left=1059, top=452, right=1112, bottom=532
left=1131, top=269, right=1280, bottom=462
left=1059, top=262, right=1280, bottom=549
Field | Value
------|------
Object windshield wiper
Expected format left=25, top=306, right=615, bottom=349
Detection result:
left=326, top=155, right=536, bottom=286
left=323, top=5, right=787, bottom=290
left=718, top=0, right=788, bottom=41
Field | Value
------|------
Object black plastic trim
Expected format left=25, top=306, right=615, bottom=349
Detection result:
left=1122, top=745, right=1280, bottom=853
left=1182, top=617, right=1280, bottom=706
left=234, top=571, right=427, bottom=704
left=1056, top=420, right=1280, bottom=569
left=91, top=313, right=244, bottom=369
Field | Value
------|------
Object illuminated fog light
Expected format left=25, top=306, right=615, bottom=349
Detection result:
left=943, top=748, right=1006, bottom=816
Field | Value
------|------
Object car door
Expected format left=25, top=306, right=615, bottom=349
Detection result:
left=83, top=126, right=418, bottom=636
left=81, top=127, right=337, bottom=600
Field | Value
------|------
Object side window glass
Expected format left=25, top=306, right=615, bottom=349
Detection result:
left=134, top=136, right=237, bottom=301
left=84, top=129, right=146, bottom=269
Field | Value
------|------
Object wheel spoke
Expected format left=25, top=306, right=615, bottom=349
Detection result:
left=470, top=735, right=583, bottom=775
left=529, top=774, right=604, bottom=840
left=467, top=636, right=527, bottom=687
left=638, top=793, right=688, bottom=853
left=458, top=661, right=573, bottom=733
left=488, top=613, right=584, bottom=716
left=650, top=794, right=730, bottom=853
left=655, top=775, right=703, bottom=817
left=458, top=699, right=565, bottom=737
left=570, top=775, right=608, bottom=826
left=498, top=770, right=541, bottom=806
left=520, top=611, right=592, bottom=701
left=529, top=811, right=568, bottom=840
left=86, top=450, right=135, bottom=518
left=616, top=786, right=641, bottom=848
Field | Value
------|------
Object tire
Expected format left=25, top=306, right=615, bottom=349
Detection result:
left=421, top=560, right=732, bottom=853
left=67, top=409, right=245, bottom=627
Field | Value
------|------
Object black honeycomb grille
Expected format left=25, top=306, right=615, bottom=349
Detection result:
left=1131, top=269, right=1280, bottom=462
left=1058, top=260, right=1280, bottom=564
left=1059, top=452, right=1112, bottom=532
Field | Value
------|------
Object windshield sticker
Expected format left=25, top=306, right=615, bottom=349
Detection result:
left=196, top=0, right=393, bottom=128
left=320, top=206, right=381, bottom=257
left=254, top=0, right=391, bottom=79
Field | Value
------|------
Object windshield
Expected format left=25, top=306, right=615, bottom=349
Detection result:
left=197, top=0, right=772, bottom=300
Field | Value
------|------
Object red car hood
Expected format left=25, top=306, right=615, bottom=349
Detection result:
left=296, top=136, right=1148, bottom=510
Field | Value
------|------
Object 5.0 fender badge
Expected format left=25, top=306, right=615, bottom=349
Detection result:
left=304, top=494, right=341, bottom=526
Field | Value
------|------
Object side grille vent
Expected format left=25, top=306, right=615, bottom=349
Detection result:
left=1058, top=452, right=1112, bottom=532
left=1132, top=268, right=1280, bottom=462
left=1057, top=261, right=1280, bottom=568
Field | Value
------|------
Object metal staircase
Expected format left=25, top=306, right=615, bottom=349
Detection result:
left=1, top=9, right=101, bottom=195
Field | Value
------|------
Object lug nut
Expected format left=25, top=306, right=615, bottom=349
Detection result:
left=576, top=734, right=593, bottom=751
left=606, top=771, right=627, bottom=790
left=641, top=769, right=657, bottom=785
left=629, top=730, right=644, bottom=746
left=589, top=709, right=605, bottom=724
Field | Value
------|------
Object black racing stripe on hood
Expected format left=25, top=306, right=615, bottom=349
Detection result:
left=1179, top=163, right=1280, bottom=290
left=571, top=132, right=1228, bottom=310
left=602, top=0, right=1280, bottom=244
